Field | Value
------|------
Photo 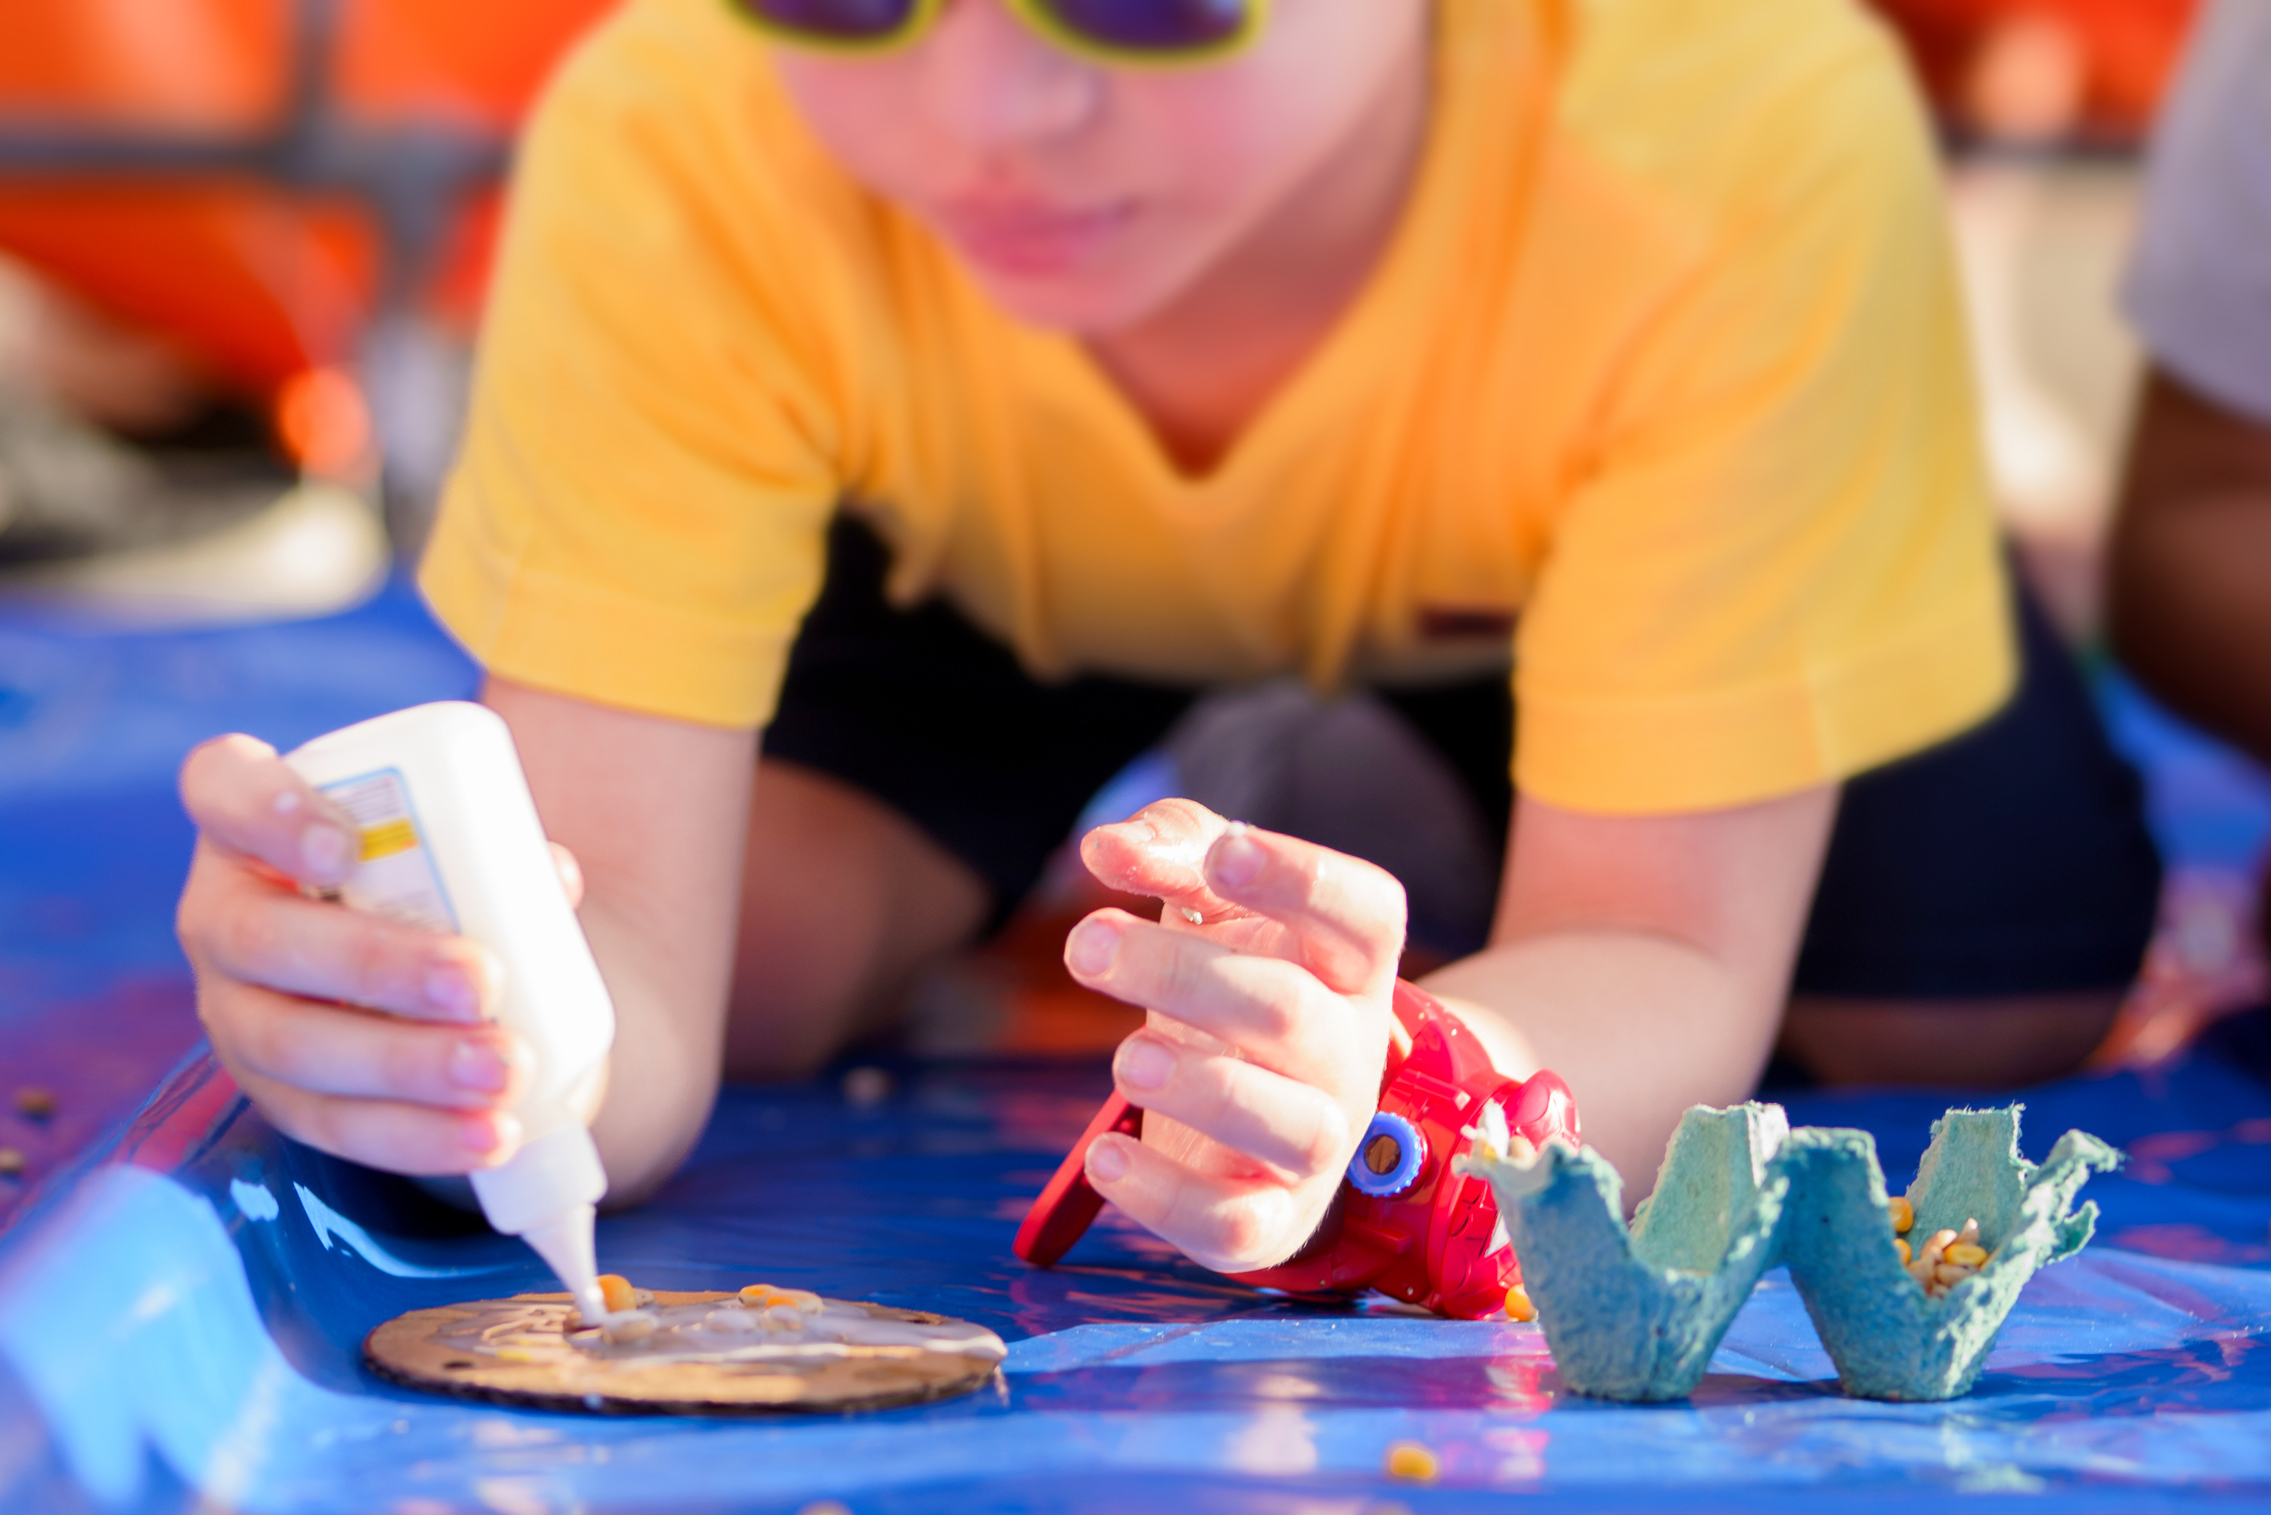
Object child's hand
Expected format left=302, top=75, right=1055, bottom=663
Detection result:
left=1064, top=799, right=1407, bottom=1274
left=175, top=734, right=548, bottom=1174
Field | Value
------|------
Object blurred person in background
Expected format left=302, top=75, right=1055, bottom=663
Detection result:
left=2107, top=0, right=2271, bottom=954
left=0, top=257, right=284, bottom=562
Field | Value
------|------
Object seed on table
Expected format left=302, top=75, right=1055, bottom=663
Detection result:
left=597, top=1274, right=640, bottom=1314
left=1385, top=1441, right=1440, bottom=1481
left=1504, top=1285, right=1536, bottom=1322
left=1887, top=1196, right=1914, bottom=1234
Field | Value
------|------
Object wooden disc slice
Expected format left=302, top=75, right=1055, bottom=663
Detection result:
left=365, top=1290, right=1005, bottom=1415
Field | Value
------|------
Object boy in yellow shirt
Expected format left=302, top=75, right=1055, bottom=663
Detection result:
left=174, top=0, right=2155, bottom=1274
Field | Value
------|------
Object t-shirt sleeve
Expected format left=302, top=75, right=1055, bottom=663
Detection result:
left=2123, top=0, right=2271, bottom=424
left=419, top=6, right=842, bottom=730
left=1513, top=43, right=2014, bottom=815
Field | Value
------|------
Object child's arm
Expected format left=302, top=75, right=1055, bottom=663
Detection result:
left=1064, top=789, right=1831, bottom=1270
left=1420, top=787, right=1833, bottom=1191
left=2108, top=370, right=2271, bottom=770
left=176, top=677, right=755, bottom=1205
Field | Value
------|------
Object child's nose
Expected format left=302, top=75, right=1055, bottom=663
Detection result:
left=919, top=0, right=1101, bottom=147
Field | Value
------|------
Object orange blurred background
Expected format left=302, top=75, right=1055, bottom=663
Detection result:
left=0, top=0, right=2206, bottom=472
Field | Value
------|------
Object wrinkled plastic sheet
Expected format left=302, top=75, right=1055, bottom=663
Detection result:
left=3, top=1033, right=2270, bottom=1514
left=5, top=577, right=2271, bottom=1511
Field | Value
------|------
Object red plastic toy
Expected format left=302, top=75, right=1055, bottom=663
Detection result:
left=1013, top=979, right=1580, bottom=1320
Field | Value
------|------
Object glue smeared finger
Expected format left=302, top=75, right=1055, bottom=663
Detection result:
left=1080, top=799, right=1242, bottom=921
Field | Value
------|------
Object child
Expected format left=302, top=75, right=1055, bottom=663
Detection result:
left=175, top=0, right=2156, bottom=1278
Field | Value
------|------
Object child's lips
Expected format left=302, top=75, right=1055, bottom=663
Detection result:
left=932, top=198, right=1137, bottom=277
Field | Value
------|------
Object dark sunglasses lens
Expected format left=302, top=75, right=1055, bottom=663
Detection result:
left=1036, top=0, right=1249, bottom=52
left=737, top=0, right=921, bottom=42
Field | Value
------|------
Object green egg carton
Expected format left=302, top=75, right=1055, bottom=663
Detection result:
left=1778, top=1107, right=2121, bottom=1401
left=1460, top=1102, right=2119, bottom=1404
left=1465, top=1102, right=1795, bottom=1402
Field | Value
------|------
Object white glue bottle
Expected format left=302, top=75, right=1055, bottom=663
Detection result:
left=286, top=701, right=615, bottom=1321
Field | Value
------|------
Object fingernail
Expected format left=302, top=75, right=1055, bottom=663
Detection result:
left=425, top=965, right=481, bottom=1021
left=451, top=1039, right=509, bottom=1093
left=273, top=790, right=302, bottom=817
left=300, top=823, right=352, bottom=881
left=1212, top=831, right=1263, bottom=888
left=1067, top=919, right=1120, bottom=976
left=1086, top=1135, right=1129, bottom=1185
left=460, top=1111, right=522, bottom=1161
left=1118, top=1037, right=1173, bottom=1092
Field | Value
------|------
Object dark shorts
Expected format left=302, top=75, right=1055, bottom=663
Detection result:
left=768, top=517, right=2162, bottom=998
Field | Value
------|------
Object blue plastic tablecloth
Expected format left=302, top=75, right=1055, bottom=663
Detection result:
left=5, top=575, right=2271, bottom=1512
left=4, top=1023, right=2271, bottom=1515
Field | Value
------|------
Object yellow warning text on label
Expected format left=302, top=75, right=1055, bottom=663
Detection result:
left=358, top=819, right=420, bottom=863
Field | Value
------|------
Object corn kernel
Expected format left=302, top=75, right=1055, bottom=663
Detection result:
left=1887, top=1197, right=1914, bottom=1234
left=597, top=1274, right=639, bottom=1314
left=772, top=1289, right=823, bottom=1313
left=1944, top=1242, right=1988, bottom=1267
left=1385, top=1441, right=1439, bottom=1481
left=1894, top=1237, right=1911, bottom=1266
left=739, top=1284, right=778, bottom=1305
left=1504, top=1285, right=1536, bottom=1323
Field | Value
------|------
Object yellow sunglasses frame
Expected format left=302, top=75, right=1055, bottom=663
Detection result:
left=726, top=0, right=1269, bottom=70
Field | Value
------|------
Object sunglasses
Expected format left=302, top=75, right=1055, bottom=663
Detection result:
left=727, top=0, right=1268, bottom=68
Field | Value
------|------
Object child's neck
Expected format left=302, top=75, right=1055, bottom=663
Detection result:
left=1084, top=47, right=1431, bottom=478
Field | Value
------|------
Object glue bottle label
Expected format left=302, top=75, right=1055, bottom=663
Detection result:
left=318, top=768, right=459, bottom=932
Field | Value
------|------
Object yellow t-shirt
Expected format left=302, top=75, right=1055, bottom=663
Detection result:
left=422, top=0, right=2012, bottom=815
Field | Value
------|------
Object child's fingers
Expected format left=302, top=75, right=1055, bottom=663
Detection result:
left=1200, top=825, right=1406, bottom=997
left=1111, top=1031, right=1352, bottom=1178
left=213, top=981, right=530, bottom=1110
left=184, top=848, right=501, bottom=1023
left=1083, top=1130, right=1311, bottom=1275
left=1079, top=798, right=1243, bottom=921
left=230, top=1065, right=524, bottom=1176
left=1066, top=910, right=1349, bottom=1080
left=179, top=734, right=359, bottom=888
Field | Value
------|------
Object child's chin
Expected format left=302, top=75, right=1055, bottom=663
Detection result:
left=961, top=264, right=1185, bottom=336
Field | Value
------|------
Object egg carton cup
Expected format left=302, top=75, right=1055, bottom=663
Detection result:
left=1778, top=1108, right=2120, bottom=1400
left=1460, top=1102, right=2119, bottom=1403
left=1466, top=1102, right=1795, bottom=1401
